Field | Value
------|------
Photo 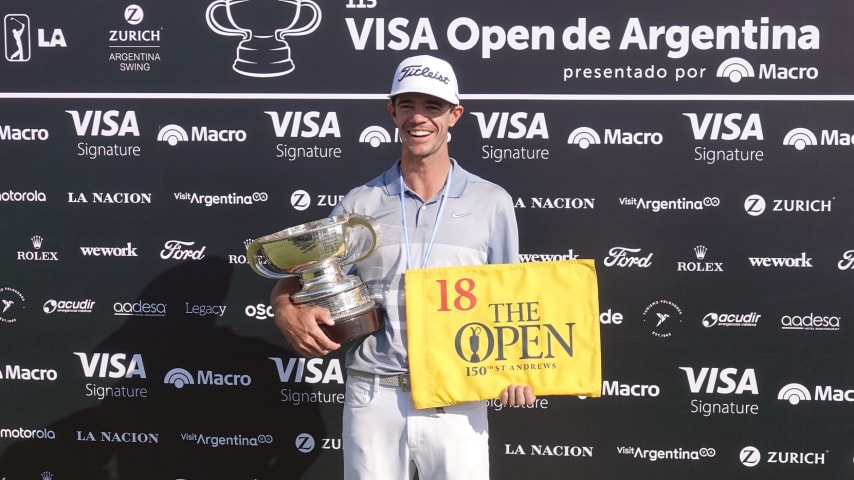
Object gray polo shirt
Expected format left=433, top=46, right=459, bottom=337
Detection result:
left=330, top=159, right=519, bottom=375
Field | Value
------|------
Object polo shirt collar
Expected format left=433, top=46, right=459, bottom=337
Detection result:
left=383, top=158, right=467, bottom=199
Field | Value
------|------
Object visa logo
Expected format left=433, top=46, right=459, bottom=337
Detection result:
left=683, top=113, right=763, bottom=141
left=470, top=112, right=549, bottom=139
left=66, top=110, right=140, bottom=136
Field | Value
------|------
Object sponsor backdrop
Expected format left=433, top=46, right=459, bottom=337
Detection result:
left=1, top=0, right=852, bottom=478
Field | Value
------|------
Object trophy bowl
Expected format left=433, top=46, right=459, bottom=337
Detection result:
left=246, top=214, right=383, bottom=343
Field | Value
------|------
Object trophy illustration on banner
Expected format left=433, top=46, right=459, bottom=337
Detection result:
left=205, top=0, right=321, bottom=77
left=246, top=214, right=383, bottom=343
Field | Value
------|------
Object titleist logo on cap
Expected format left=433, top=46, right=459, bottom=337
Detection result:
left=397, top=65, right=451, bottom=85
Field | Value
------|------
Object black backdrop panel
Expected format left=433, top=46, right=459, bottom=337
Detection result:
left=1, top=1, right=853, bottom=479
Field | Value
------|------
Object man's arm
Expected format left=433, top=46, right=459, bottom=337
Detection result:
left=270, top=277, right=341, bottom=358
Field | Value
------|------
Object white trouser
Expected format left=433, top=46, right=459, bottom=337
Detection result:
left=343, top=374, right=490, bottom=480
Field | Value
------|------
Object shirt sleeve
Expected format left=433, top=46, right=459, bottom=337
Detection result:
left=487, top=190, right=520, bottom=265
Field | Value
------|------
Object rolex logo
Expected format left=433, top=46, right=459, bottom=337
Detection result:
left=243, top=238, right=254, bottom=250
left=31, top=235, right=44, bottom=250
left=42, top=472, right=53, bottom=480
left=694, top=245, right=707, bottom=260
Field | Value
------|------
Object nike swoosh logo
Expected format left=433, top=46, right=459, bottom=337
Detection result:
left=452, top=212, right=472, bottom=218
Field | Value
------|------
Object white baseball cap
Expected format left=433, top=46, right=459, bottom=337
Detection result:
left=389, top=55, right=460, bottom=105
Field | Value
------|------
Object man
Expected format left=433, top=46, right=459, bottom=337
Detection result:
left=270, top=54, right=535, bottom=479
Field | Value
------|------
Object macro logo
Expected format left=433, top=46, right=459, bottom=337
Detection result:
left=0, top=124, right=49, bottom=141
left=164, top=368, right=194, bottom=389
left=358, top=125, right=392, bottom=148
left=159, top=123, right=246, bottom=145
left=716, top=57, right=755, bottom=83
left=777, top=383, right=811, bottom=405
left=156, top=124, right=188, bottom=146
left=165, top=367, right=252, bottom=388
left=567, top=127, right=601, bottom=149
left=782, top=128, right=818, bottom=151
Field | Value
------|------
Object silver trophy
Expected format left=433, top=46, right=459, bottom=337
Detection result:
left=246, top=214, right=383, bottom=343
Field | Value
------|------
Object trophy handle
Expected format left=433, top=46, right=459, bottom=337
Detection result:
left=245, top=239, right=296, bottom=279
left=205, top=0, right=250, bottom=40
left=275, top=0, right=321, bottom=39
left=340, top=215, right=378, bottom=267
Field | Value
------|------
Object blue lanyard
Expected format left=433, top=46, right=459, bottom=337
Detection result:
left=399, top=166, right=453, bottom=270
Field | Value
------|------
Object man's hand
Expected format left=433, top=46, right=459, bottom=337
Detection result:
left=271, top=278, right=341, bottom=358
left=499, top=384, right=536, bottom=407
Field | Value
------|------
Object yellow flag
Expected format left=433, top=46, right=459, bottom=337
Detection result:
left=405, top=260, right=602, bottom=409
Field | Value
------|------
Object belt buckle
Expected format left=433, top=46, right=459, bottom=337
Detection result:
left=398, top=374, right=411, bottom=392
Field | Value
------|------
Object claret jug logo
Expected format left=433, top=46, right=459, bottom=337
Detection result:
left=206, top=0, right=322, bottom=77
